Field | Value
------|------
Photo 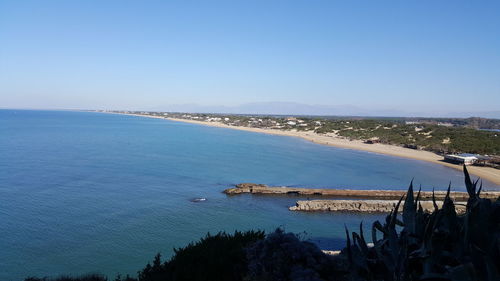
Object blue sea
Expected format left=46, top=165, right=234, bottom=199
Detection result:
left=1, top=110, right=498, bottom=280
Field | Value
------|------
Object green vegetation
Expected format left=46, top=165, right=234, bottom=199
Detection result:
left=137, top=230, right=264, bottom=281
left=406, top=117, right=500, bottom=130
left=25, top=167, right=500, bottom=281
left=245, top=229, right=341, bottom=280
left=318, top=120, right=500, bottom=155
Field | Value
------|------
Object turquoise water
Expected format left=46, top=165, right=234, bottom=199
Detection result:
left=1, top=110, right=497, bottom=280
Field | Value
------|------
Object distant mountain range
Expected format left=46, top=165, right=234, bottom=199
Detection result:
left=145, top=102, right=500, bottom=119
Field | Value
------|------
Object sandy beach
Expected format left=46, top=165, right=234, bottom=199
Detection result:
left=110, top=113, right=500, bottom=185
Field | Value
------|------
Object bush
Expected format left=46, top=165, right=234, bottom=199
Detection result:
left=137, top=230, right=265, bottom=281
left=245, top=229, right=342, bottom=281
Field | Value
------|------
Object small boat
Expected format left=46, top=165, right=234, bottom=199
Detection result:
left=191, top=198, right=207, bottom=202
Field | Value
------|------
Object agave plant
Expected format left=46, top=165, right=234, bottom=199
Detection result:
left=342, top=166, right=500, bottom=281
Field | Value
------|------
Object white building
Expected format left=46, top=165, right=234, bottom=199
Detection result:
left=444, top=154, right=478, bottom=165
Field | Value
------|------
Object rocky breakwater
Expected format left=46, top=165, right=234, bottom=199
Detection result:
left=289, top=199, right=466, bottom=214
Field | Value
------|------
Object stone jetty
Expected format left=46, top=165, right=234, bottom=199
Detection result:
left=224, top=183, right=500, bottom=201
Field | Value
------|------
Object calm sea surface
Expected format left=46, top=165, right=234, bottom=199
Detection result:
left=1, top=110, right=498, bottom=280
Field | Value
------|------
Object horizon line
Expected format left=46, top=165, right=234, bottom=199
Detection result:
left=2, top=107, right=499, bottom=120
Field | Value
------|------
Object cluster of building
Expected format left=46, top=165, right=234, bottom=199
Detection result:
left=444, top=153, right=495, bottom=166
left=405, top=120, right=454, bottom=127
left=180, top=114, right=230, bottom=123
left=176, top=114, right=322, bottom=130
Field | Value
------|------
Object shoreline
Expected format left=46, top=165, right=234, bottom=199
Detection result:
left=104, top=112, right=500, bottom=185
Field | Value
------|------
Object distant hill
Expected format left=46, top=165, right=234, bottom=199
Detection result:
left=147, top=102, right=500, bottom=119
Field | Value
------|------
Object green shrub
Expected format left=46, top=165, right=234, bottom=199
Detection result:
left=137, top=230, right=265, bottom=281
left=245, top=229, right=341, bottom=281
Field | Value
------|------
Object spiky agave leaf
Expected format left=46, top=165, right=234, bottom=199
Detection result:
left=394, top=238, right=408, bottom=280
left=463, top=165, right=476, bottom=199
left=382, top=195, right=405, bottom=274
left=349, top=230, right=359, bottom=251
left=357, top=222, right=369, bottom=255
left=350, top=231, right=370, bottom=278
left=345, top=225, right=352, bottom=263
left=432, top=188, right=439, bottom=211
left=372, top=221, right=382, bottom=244
left=389, top=195, right=404, bottom=229
left=403, top=180, right=416, bottom=235
left=415, top=185, right=422, bottom=206
left=411, top=186, right=426, bottom=244
left=442, top=182, right=456, bottom=213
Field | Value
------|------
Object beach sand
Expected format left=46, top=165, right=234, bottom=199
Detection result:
left=108, top=113, right=500, bottom=185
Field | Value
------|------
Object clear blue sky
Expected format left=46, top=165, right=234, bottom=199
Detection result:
left=1, top=0, right=499, bottom=114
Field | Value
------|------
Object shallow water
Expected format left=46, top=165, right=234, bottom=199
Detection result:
left=1, top=110, right=497, bottom=280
